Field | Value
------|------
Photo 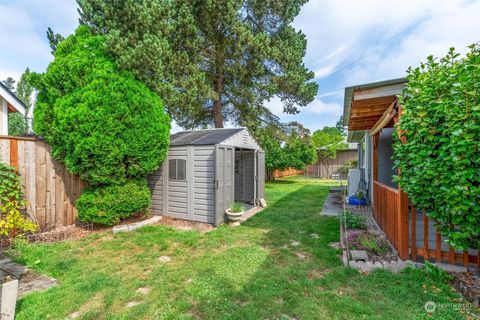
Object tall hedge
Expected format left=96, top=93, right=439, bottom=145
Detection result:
left=34, top=26, right=170, bottom=186
left=393, top=45, right=480, bottom=250
left=34, top=26, right=171, bottom=224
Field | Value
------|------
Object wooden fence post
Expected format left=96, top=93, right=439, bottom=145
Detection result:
left=9, top=138, right=18, bottom=169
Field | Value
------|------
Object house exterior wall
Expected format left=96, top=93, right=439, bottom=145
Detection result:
left=360, top=128, right=397, bottom=203
left=1, top=98, right=8, bottom=135
left=378, top=128, right=397, bottom=189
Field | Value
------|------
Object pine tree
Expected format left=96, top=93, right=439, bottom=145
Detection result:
left=2, top=77, right=15, bottom=91
left=77, top=0, right=318, bottom=129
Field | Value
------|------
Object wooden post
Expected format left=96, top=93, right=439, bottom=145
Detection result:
left=372, top=133, right=379, bottom=182
left=9, top=138, right=18, bottom=169
left=393, top=106, right=409, bottom=259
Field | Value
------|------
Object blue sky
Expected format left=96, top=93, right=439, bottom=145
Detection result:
left=1, top=0, right=479, bottom=133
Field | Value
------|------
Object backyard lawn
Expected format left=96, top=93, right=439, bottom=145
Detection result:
left=9, top=176, right=476, bottom=319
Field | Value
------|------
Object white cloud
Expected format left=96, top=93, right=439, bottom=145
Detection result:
left=304, top=98, right=342, bottom=116
left=265, top=95, right=342, bottom=118
left=295, top=0, right=480, bottom=86
left=0, top=1, right=78, bottom=80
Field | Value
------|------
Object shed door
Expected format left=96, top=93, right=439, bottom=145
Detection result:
left=256, top=150, right=265, bottom=200
left=215, top=145, right=235, bottom=224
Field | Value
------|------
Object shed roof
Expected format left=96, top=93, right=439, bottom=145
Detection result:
left=170, top=128, right=245, bottom=146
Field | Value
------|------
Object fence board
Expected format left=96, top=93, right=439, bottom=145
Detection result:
left=0, top=136, right=85, bottom=231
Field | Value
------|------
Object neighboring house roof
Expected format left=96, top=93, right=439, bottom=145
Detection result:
left=0, top=81, right=26, bottom=115
left=170, top=128, right=245, bottom=146
left=343, top=77, right=407, bottom=142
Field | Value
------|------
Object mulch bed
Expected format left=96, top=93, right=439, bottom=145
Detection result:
left=27, top=223, right=100, bottom=243
left=155, top=216, right=214, bottom=232
left=450, top=271, right=480, bottom=308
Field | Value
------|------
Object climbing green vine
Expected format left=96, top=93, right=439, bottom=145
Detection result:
left=393, top=44, right=480, bottom=250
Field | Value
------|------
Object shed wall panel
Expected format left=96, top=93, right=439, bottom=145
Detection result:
left=166, top=146, right=189, bottom=219
left=147, top=165, right=164, bottom=215
left=193, top=146, right=215, bottom=223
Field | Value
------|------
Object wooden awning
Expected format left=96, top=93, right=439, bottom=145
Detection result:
left=346, top=81, right=405, bottom=131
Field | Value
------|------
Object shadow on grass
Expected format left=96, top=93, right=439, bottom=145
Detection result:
left=183, top=183, right=472, bottom=320
left=186, top=183, right=345, bottom=319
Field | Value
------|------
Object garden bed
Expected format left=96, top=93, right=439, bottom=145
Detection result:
left=450, top=271, right=480, bottom=308
left=346, top=229, right=397, bottom=263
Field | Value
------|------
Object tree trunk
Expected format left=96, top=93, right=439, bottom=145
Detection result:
left=213, top=49, right=224, bottom=128
left=213, top=100, right=223, bottom=128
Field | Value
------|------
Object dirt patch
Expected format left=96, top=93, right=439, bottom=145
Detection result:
left=307, top=268, right=330, bottom=279
left=156, top=216, right=214, bottom=232
left=450, top=272, right=480, bottom=307
left=27, top=223, right=101, bottom=243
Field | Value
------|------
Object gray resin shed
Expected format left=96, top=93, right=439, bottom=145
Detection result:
left=147, top=128, right=265, bottom=225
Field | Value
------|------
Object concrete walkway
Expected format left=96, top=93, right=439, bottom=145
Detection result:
left=320, top=190, right=344, bottom=216
left=0, top=255, right=57, bottom=299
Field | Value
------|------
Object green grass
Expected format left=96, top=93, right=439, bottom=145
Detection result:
left=9, top=176, right=477, bottom=319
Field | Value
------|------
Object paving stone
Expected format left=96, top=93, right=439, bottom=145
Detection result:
left=113, top=216, right=162, bottom=233
left=350, top=260, right=383, bottom=273
left=126, top=301, right=140, bottom=308
left=291, top=240, right=300, bottom=246
left=295, top=252, right=306, bottom=260
left=350, top=250, right=369, bottom=262
left=310, top=233, right=319, bottom=239
left=328, top=242, right=341, bottom=250
left=229, top=221, right=241, bottom=227
left=0, top=256, right=57, bottom=299
left=1, top=262, right=27, bottom=278
left=383, top=261, right=407, bottom=273
left=68, top=311, right=81, bottom=319
left=158, top=256, right=171, bottom=263
left=137, top=287, right=150, bottom=295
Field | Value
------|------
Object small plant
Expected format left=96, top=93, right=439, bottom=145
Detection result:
left=423, top=261, right=452, bottom=281
left=358, top=233, right=389, bottom=255
left=347, top=231, right=390, bottom=255
left=355, top=189, right=366, bottom=200
left=338, top=210, right=366, bottom=229
left=0, top=162, right=37, bottom=242
left=229, top=202, right=245, bottom=213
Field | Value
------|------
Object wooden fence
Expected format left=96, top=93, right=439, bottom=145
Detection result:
left=373, top=181, right=401, bottom=250
left=271, top=168, right=303, bottom=179
left=306, top=149, right=357, bottom=179
left=0, top=136, right=85, bottom=231
left=373, top=180, right=479, bottom=268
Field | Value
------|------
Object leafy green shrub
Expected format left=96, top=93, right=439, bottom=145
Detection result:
left=76, top=180, right=151, bottom=226
left=393, top=44, right=480, bottom=250
left=338, top=210, right=367, bottom=229
left=0, top=162, right=37, bottom=240
left=33, top=26, right=170, bottom=187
